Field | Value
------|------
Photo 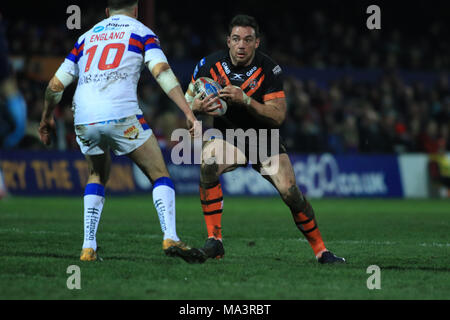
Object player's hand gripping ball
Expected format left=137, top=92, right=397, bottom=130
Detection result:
left=193, top=77, right=227, bottom=116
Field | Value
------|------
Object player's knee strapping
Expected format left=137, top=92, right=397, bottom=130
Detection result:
left=199, top=181, right=223, bottom=239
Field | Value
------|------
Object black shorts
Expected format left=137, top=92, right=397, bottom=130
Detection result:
left=213, top=128, right=287, bottom=171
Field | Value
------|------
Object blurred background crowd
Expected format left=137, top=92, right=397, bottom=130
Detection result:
left=1, top=0, right=449, bottom=154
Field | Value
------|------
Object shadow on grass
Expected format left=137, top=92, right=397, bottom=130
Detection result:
left=6, top=251, right=449, bottom=272
left=2, top=251, right=162, bottom=263
left=3, top=251, right=77, bottom=260
left=322, top=261, right=450, bottom=273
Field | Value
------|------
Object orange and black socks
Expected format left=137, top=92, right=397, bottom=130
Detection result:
left=292, top=200, right=327, bottom=257
left=199, top=181, right=223, bottom=239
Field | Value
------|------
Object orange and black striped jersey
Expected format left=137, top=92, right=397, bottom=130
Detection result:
left=191, top=50, right=285, bottom=131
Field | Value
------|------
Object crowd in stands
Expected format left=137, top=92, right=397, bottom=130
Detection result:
left=1, top=3, right=449, bottom=154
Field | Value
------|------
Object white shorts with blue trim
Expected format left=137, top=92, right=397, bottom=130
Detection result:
left=75, top=114, right=153, bottom=156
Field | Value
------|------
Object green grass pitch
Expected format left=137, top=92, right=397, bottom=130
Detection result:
left=0, top=196, right=449, bottom=300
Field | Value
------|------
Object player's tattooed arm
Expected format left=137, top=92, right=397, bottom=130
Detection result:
left=43, top=68, right=74, bottom=118
left=247, top=98, right=286, bottom=127
left=43, top=76, right=64, bottom=118
left=39, top=76, right=64, bottom=145
left=220, top=85, right=286, bottom=126
left=258, top=98, right=287, bottom=126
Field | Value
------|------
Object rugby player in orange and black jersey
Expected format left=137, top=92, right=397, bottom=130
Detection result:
left=191, top=49, right=285, bottom=139
left=186, top=14, right=345, bottom=265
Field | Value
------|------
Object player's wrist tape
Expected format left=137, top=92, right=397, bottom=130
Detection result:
left=185, top=92, right=197, bottom=111
left=233, top=85, right=251, bottom=105
left=185, top=91, right=194, bottom=104
left=55, top=69, right=75, bottom=88
left=156, top=69, right=180, bottom=94
left=185, top=82, right=201, bottom=110
left=242, top=91, right=251, bottom=105
left=185, top=82, right=195, bottom=104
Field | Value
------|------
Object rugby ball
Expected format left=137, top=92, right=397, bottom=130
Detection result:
left=193, top=77, right=227, bottom=116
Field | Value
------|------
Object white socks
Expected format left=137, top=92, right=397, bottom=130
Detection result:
left=152, top=177, right=179, bottom=241
left=81, top=178, right=179, bottom=251
left=82, top=183, right=105, bottom=251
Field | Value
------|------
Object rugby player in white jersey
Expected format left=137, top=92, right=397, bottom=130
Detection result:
left=38, top=0, right=204, bottom=263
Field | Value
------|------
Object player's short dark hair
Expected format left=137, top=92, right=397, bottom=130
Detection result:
left=107, top=0, right=138, bottom=11
left=228, top=14, right=260, bottom=38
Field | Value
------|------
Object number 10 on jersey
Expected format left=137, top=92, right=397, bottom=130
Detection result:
left=85, top=43, right=125, bottom=72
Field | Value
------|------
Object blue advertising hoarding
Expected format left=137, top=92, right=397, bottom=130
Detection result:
left=0, top=150, right=403, bottom=198
left=0, top=150, right=140, bottom=196
left=221, top=154, right=403, bottom=198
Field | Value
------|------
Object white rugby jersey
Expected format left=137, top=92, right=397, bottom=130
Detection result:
left=58, top=14, right=167, bottom=125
